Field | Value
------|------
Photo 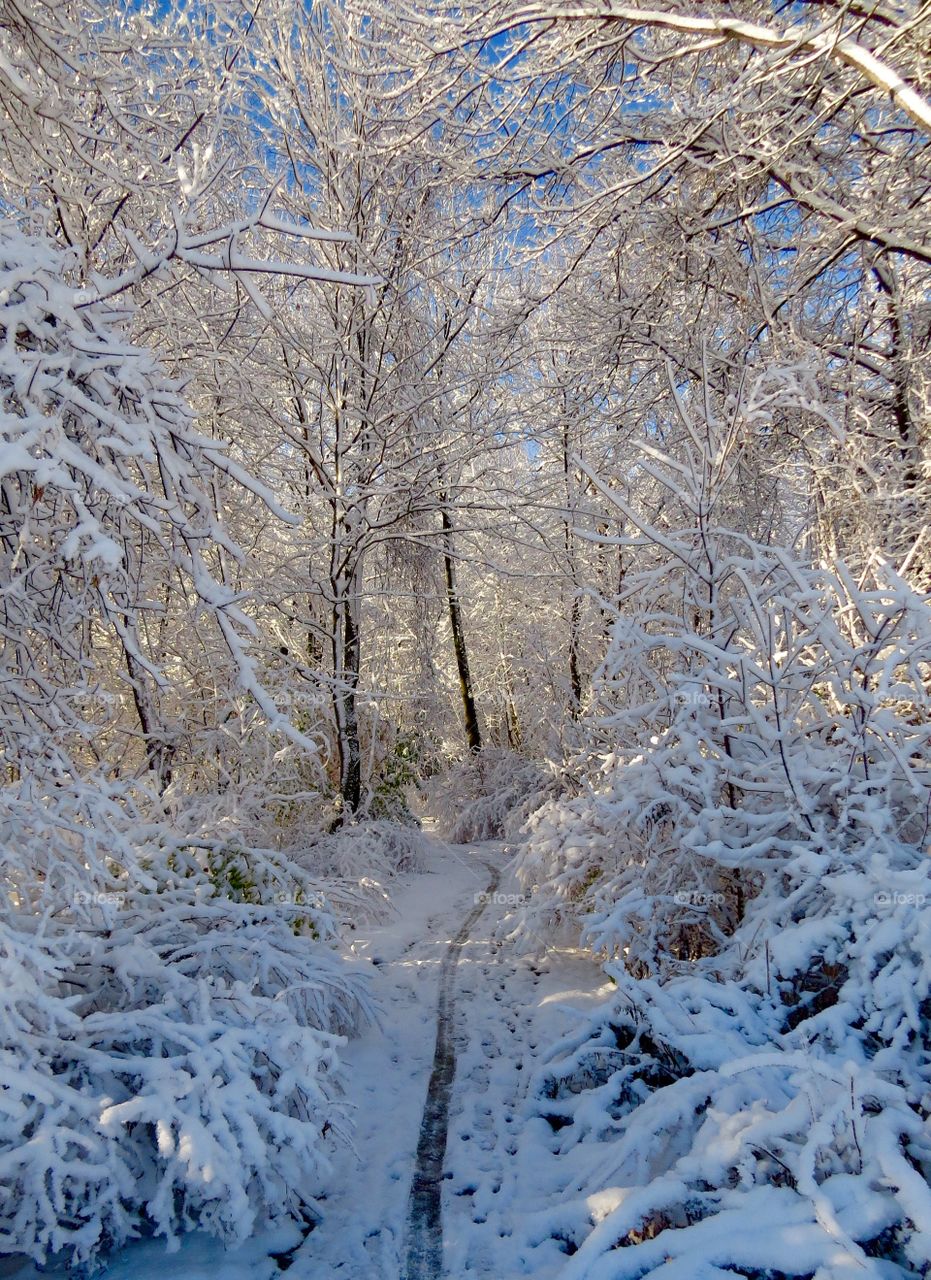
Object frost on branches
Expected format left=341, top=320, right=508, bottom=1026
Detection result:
left=431, top=747, right=554, bottom=845
left=509, top=371, right=931, bottom=1277
left=0, top=226, right=371, bottom=1271
left=0, top=223, right=306, bottom=773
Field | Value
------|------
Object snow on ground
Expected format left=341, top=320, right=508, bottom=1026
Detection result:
left=3, top=1225, right=305, bottom=1280
left=286, top=835, right=609, bottom=1279
left=8, top=836, right=608, bottom=1280
left=440, top=918, right=609, bottom=1280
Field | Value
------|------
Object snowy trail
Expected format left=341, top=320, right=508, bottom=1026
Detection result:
left=285, top=836, right=609, bottom=1280
left=402, top=856, right=500, bottom=1280
left=50, top=837, right=608, bottom=1280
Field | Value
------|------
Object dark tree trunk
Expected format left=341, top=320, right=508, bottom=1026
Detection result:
left=568, top=594, right=583, bottom=717
left=331, top=554, right=363, bottom=823
left=441, top=505, right=482, bottom=754
left=563, top=418, right=583, bottom=718
left=121, top=626, right=173, bottom=791
left=873, top=260, right=919, bottom=493
left=339, top=595, right=362, bottom=816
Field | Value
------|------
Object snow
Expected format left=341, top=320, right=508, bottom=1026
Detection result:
left=3, top=835, right=608, bottom=1280
left=7, top=1225, right=305, bottom=1280
left=282, top=834, right=609, bottom=1279
left=0, top=5, right=927, bottom=1277
left=5, top=814, right=929, bottom=1279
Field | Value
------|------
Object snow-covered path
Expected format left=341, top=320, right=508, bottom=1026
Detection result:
left=17, top=837, right=607, bottom=1280
left=403, top=853, right=501, bottom=1279
left=286, top=837, right=609, bottom=1280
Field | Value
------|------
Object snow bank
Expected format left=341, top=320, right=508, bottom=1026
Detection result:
left=0, top=776, right=374, bottom=1273
left=508, top=515, right=931, bottom=1274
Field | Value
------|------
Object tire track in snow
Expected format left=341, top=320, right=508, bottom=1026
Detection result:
left=402, top=857, right=501, bottom=1280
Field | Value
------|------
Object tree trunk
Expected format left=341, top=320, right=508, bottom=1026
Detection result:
left=441, top=505, right=482, bottom=754
left=340, top=592, right=363, bottom=815
left=120, top=623, right=174, bottom=791
left=563, top=417, right=583, bottom=717
left=331, top=575, right=363, bottom=821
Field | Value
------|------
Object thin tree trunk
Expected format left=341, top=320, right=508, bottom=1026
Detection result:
left=493, top=594, right=522, bottom=750
left=120, top=625, right=173, bottom=791
left=340, top=589, right=362, bottom=814
left=563, top=420, right=583, bottom=718
left=873, top=260, right=918, bottom=489
left=568, top=594, right=583, bottom=716
left=441, top=504, right=482, bottom=754
left=330, top=598, right=362, bottom=820
left=330, top=527, right=363, bottom=822
left=284, top=346, right=327, bottom=669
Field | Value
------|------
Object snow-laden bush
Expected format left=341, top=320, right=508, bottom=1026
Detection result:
left=293, top=818, right=436, bottom=922
left=0, top=222, right=311, bottom=788
left=507, top=372, right=931, bottom=1276
left=513, top=551, right=931, bottom=975
left=0, top=226, right=382, bottom=1271
left=0, top=775, right=373, bottom=1273
left=511, top=369, right=930, bottom=978
left=523, top=954, right=931, bottom=1277
left=514, top=704, right=931, bottom=1278
left=431, top=747, right=554, bottom=844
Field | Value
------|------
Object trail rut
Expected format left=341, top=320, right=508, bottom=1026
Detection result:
left=401, top=859, right=500, bottom=1280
